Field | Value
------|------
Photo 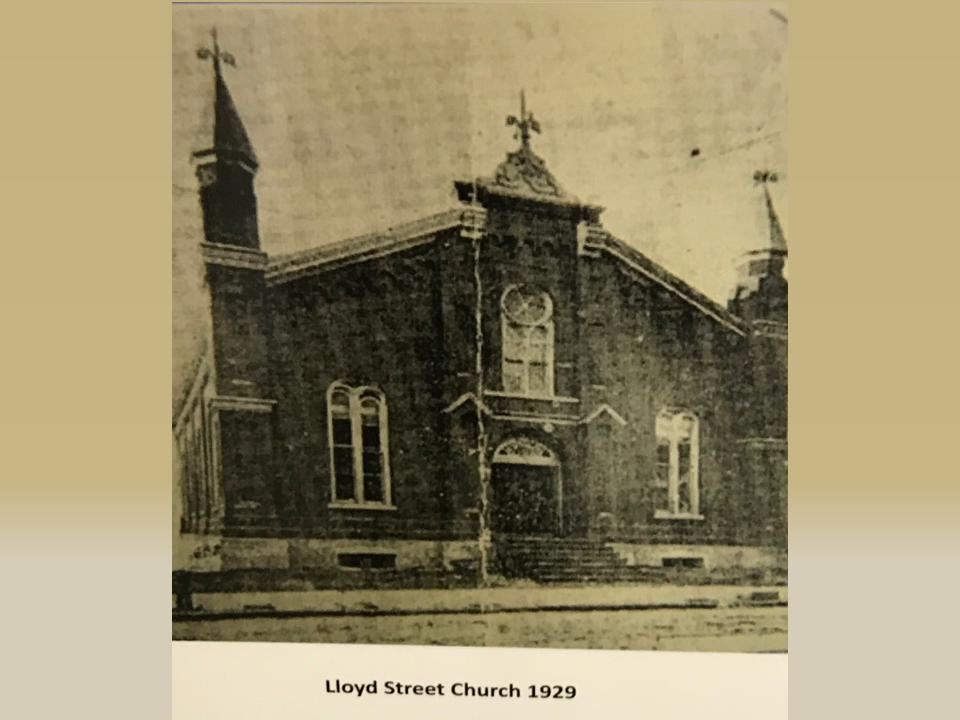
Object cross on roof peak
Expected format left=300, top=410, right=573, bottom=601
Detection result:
left=754, top=169, right=779, bottom=185
left=506, top=90, right=541, bottom=151
left=190, top=26, right=257, bottom=171
left=196, top=27, right=236, bottom=70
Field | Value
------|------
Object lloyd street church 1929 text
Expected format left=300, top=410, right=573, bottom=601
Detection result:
left=325, top=679, right=577, bottom=699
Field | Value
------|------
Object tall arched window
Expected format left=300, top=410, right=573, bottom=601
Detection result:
left=327, top=382, right=392, bottom=507
left=501, top=285, right=555, bottom=397
left=329, top=386, right=355, bottom=502
left=359, top=393, right=385, bottom=503
left=654, top=409, right=701, bottom=519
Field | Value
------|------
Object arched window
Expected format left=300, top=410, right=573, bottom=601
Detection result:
left=654, top=410, right=701, bottom=519
left=492, top=437, right=559, bottom=467
left=359, top=393, right=385, bottom=504
left=327, top=382, right=392, bottom=507
left=501, top=285, right=555, bottom=397
left=329, top=386, right=354, bottom=502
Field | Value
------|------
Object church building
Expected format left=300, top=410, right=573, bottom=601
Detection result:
left=173, top=43, right=787, bottom=589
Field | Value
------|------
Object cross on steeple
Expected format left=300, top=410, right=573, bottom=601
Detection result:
left=196, top=28, right=236, bottom=71
left=190, top=26, right=257, bottom=174
left=754, top=169, right=779, bottom=185
left=506, top=90, right=541, bottom=151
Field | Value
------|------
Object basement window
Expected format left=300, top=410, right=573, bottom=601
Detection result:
left=662, top=557, right=705, bottom=569
left=337, top=553, right=397, bottom=570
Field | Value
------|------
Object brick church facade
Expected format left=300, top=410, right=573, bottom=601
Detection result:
left=173, top=53, right=787, bottom=587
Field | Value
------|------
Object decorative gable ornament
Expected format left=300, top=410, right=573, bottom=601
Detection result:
left=492, top=437, right=559, bottom=467
left=456, top=90, right=591, bottom=209
left=493, top=145, right=564, bottom=198
left=497, top=90, right=563, bottom=196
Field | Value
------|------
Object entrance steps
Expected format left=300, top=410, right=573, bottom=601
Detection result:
left=493, top=536, right=691, bottom=585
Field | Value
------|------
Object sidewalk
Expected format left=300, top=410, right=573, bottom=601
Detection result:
left=175, top=583, right=787, bottom=620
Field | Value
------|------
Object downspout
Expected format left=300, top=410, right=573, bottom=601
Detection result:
left=472, top=189, right=491, bottom=587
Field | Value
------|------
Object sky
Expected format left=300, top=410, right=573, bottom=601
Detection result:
left=172, top=3, right=787, bottom=395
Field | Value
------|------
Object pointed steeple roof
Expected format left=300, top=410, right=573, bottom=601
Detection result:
left=191, top=30, right=258, bottom=171
left=763, top=183, right=787, bottom=253
left=211, top=68, right=257, bottom=168
left=728, top=171, right=788, bottom=311
left=753, top=170, right=786, bottom=254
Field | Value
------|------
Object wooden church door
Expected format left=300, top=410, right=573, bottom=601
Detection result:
left=490, top=438, right=561, bottom=536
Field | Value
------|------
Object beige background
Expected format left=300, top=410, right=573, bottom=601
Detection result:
left=0, top=1, right=958, bottom=720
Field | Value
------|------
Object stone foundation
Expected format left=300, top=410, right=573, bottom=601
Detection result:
left=175, top=534, right=481, bottom=574
left=608, top=543, right=786, bottom=572
left=175, top=533, right=785, bottom=591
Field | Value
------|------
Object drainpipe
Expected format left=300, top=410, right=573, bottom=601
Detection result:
left=473, top=202, right=491, bottom=587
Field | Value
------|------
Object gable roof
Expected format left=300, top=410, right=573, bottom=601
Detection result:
left=581, top=226, right=748, bottom=336
left=265, top=208, right=747, bottom=336
left=265, top=208, right=469, bottom=285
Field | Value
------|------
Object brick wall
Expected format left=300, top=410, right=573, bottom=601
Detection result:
left=267, top=234, right=463, bottom=539
left=576, top=251, right=770, bottom=546
left=202, top=200, right=786, bottom=550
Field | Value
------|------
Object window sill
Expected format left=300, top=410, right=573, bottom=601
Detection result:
left=485, top=390, right=580, bottom=404
left=328, top=502, right=397, bottom=512
left=654, top=510, right=705, bottom=521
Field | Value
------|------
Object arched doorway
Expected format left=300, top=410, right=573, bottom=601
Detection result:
left=490, top=438, right=561, bottom=536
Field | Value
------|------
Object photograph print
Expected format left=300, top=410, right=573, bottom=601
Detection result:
left=172, top=2, right=788, bottom=652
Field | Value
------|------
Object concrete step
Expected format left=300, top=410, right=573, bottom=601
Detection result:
left=534, top=574, right=670, bottom=584
left=504, top=559, right=624, bottom=567
left=500, top=552, right=618, bottom=558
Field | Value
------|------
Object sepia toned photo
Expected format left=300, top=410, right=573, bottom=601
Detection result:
left=173, top=3, right=787, bottom=653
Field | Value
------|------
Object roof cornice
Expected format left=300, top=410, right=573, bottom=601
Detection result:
left=265, top=208, right=473, bottom=286
left=202, top=243, right=268, bottom=270
left=583, top=228, right=748, bottom=337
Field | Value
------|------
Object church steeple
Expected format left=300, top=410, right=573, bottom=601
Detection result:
left=729, top=170, right=788, bottom=325
left=754, top=170, right=787, bottom=256
left=191, top=29, right=260, bottom=249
